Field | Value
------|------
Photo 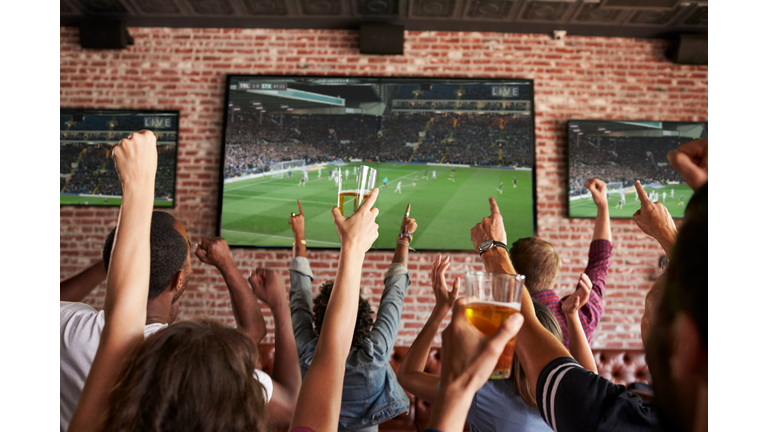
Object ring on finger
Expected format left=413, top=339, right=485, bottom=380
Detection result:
left=291, top=212, right=296, bottom=217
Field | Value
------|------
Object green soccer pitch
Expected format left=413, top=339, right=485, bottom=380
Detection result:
left=59, top=195, right=173, bottom=207
left=568, top=183, right=694, bottom=218
left=220, top=162, right=534, bottom=250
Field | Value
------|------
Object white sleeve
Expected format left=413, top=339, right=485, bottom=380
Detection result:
left=253, top=369, right=274, bottom=403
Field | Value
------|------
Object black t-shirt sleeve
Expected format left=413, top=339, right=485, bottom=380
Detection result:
left=536, top=357, right=657, bottom=432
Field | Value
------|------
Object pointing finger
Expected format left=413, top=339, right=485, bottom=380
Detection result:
left=358, top=188, right=379, bottom=212
left=489, top=197, right=501, bottom=217
left=298, top=199, right=303, bottom=215
left=635, top=181, right=651, bottom=205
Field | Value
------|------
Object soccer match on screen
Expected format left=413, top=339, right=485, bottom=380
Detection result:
left=568, top=120, right=707, bottom=219
left=219, top=77, right=536, bottom=250
left=60, top=109, right=178, bottom=207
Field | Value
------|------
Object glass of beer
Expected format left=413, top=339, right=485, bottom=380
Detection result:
left=337, top=165, right=377, bottom=216
left=464, top=272, right=525, bottom=380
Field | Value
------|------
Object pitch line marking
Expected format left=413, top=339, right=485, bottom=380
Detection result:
left=220, top=229, right=341, bottom=245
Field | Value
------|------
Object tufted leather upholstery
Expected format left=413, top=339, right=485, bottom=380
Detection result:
left=258, top=345, right=650, bottom=432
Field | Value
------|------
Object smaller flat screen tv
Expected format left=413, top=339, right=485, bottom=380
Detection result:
left=567, top=120, right=707, bottom=218
left=60, top=109, right=179, bottom=207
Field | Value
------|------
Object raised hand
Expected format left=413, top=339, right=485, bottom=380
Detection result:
left=632, top=181, right=677, bottom=255
left=430, top=255, right=460, bottom=315
left=331, top=188, right=380, bottom=253
left=667, top=138, right=708, bottom=192
left=470, top=197, right=508, bottom=251
left=584, top=178, right=608, bottom=209
left=194, top=237, right=234, bottom=269
left=112, top=130, right=157, bottom=188
left=289, top=200, right=306, bottom=237
left=249, top=268, right=286, bottom=308
left=562, top=273, right=592, bottom=315
left=400, top=203, right=418, bottom=235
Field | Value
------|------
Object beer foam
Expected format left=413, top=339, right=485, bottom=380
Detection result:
left=467, top=300, right=521, bottom=310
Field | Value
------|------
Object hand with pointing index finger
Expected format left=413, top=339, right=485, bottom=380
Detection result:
left=332, top=188, right=380, bottom=254
left=289, top=199, right=305, bottom=237
left=470, top=197, right=507, bottom=252
left=400, top=204, right=418, bottom=236
left=632, top=181, right=677, bottom=255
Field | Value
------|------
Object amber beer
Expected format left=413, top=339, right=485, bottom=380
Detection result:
left=465, top=301, right=521, bottom=379
left=337, top=190, right=371, bottom=215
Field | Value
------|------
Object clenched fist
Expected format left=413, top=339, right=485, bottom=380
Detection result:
left=585, top=178, right=608, bottom=209
left=112, top=130, right=157, bottom=188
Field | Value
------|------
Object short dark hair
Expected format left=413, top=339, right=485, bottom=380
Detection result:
left=313, top=280, right=374, bottom=348
left=102, top=211, right=188, bottom=301
left=509, top=237, right=561, bottom=294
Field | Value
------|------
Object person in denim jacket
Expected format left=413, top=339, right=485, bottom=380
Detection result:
left=288, top=201, right=416, bottom=431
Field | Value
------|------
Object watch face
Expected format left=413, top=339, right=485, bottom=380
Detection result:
left=479, top=240, right=493, bottom=251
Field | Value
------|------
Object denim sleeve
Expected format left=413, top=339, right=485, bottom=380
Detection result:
left=289, top=257, right=317, bottom=350
left=368, top=263, right=410, bottom=357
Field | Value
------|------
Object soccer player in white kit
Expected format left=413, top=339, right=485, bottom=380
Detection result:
left=671, top=188, right=674, bottom=198
left=395, top=181, right=402, bottom=193
left=318, top=167, right=322, bottom=178
left=345, top=168, right=349, bottom=180
left=662, top=191, right=667, bottom=203
left=432, top=170, right=436, bottom=179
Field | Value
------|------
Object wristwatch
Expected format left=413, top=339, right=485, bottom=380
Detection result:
left=478, top=240, right=506, bottom=255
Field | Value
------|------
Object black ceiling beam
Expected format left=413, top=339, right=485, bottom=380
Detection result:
left=60, top=15, right=706, bottom=39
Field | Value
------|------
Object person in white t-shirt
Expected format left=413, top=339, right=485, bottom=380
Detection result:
left=60, top=214, right=299, bottom=431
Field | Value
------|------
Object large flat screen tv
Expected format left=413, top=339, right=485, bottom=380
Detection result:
left=60, top=108, right=179, bottom=207
left=217, top=76, right=536, bottom=250
left=567, top=120, right=707, bottom=218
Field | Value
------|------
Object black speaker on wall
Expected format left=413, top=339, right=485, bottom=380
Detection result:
left=667, top=34, right=707, bottom=65
left=359, top=23, right=404, bottom=55
left=79, top=19, right=134, bottom=49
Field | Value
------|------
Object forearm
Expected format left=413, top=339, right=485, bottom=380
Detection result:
left=397, top=309, right=446, bottom=402
left=293, top=231, right=307, bottom=258
left=654, top=228, right=677, bottom=257
left=268, top=297, right=301, bottom=396
left=426, top=386, right=475, bottom=432
left=60, top=259, right=107, bottom=302
left=480, top=247, right=516, bottom=274
left=565, top=313, right=597, bottom=373
left=218, top=260, right=267, bottom=344
left=392, top=238, right=409, bottom=267
left=592, top=204, right=611, bottom=242
left=514, top=289, right=572, bottom=399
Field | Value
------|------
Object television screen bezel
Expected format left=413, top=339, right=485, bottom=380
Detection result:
left=60, top=107, right=180, bottom=209
left=565, top=118, right=707, bottom=219
left=216, top=75, right=537, bottom=251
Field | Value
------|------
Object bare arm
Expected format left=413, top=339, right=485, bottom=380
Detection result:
left=250, top=269, right=301, bottom=428
left=396, top=255, right=459, bottom=404
left=290, top=200, right=308, bottom=259
left=195, top=237, right=267, bottom=345
left=290, top=189, right=380, bottom=431
left=585, top=179, right=612, bottom=243
left=471, top=197, right=517, bottom=274
left=60, top=259, right=107, bottom=302
left=69, top=131, right=157, bottom=432
left=562, top=274, right=598, bottom=373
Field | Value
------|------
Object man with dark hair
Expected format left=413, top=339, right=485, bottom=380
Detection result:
left=60, top=209, right=300, bottom=431
left=508, top=178, right=612, bottom=350
left=286, top=200, right=416, bottom=431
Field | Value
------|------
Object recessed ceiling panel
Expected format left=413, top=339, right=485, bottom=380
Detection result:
left=466, top=0, right=513, bottom=20
left=411, top=0, right=457, bottom=18
left=299, top=0, right=343, bottom=16
left=186, top=0, right=236, bottom=15
left=243, top=0, right=289, bottom=15
left=133, top=0, right=182, bottom=14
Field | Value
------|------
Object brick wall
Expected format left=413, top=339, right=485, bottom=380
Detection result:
left=60, top=27, right=707, bottom=349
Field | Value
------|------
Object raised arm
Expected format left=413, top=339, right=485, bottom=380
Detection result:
left=195, top=237, right=267, bottom=346
left=250, top=269, right=301, bottom=428
left=427, top=298, right=524, bottom=432
left=632, top=181, right=678, bottom=257
left=60, top=259, right=107, bottom=302
left=584, top=179, right=611, bottom=243
left=470, top=197, right=516, bottom=274
left=287, top=200, right=317, bottom=349
left=290, top=189, right=380, bottom=431
left=396, top=255, right=459, bottom=404
left=69, top=131, right=157, bottom=432
left=561, top=274, right=598, bottom=373
left=369, top=204, right=417, bottom=356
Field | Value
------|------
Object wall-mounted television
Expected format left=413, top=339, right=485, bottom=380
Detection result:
left=60, top=108, right=179, bottom=207
left=567, top=120, right=707, bottom=218
left=217, top=76, right=536, bottom=250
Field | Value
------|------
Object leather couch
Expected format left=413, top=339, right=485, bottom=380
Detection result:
left=258, top=345, right=650, bottom=431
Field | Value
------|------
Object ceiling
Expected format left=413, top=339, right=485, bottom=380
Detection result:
left=61, top=0, right=707, bottom=38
